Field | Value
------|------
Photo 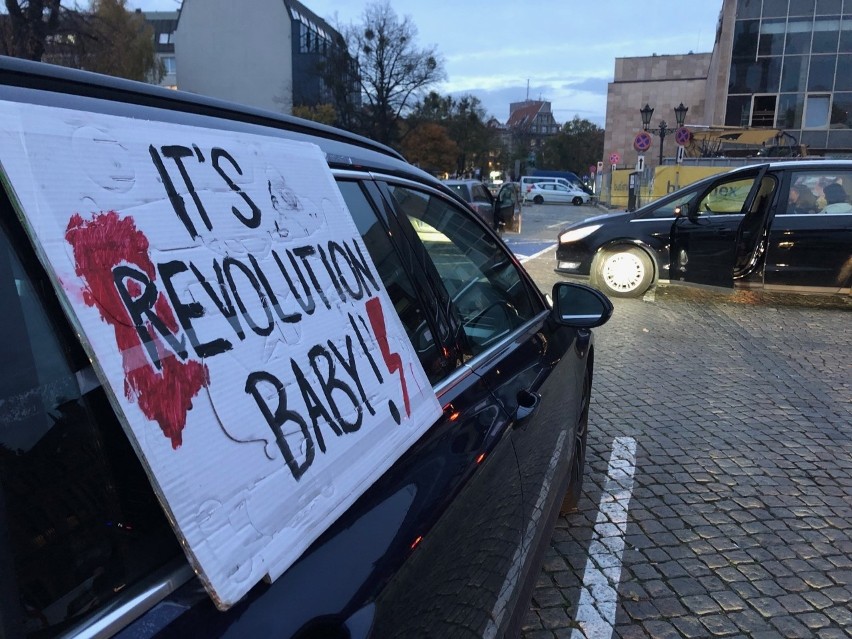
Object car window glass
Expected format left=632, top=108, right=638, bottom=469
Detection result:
left=643, top=186, right=699, bottom=218
left=785, top=170, right=852, bottom=214
left=336, top=181, right=444, bottom=384
left=471, top=185, right=491, bottom=203
left=0, top=215, right=180, bottom=637
left=696, top=176, right=757, bottom=215
left=385, top=185, right=543, bottom=357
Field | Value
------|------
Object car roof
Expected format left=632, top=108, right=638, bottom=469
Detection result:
left=0, top=56, right=446, bottom=186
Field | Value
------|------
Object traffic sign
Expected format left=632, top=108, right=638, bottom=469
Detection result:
left=609, top=152, right=621, bottom=165
left=676, top=145, right=685, bottom=164
left=636, top=155, right=645, bottom=172
left=633, top=132, right=652, bottom=153
left=674, top=126, right=691, bottom=146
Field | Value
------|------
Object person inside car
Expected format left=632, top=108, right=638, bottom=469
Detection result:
left=788, top=184, right=818, bottom=214
left=820, top=182, right=852, bottom=213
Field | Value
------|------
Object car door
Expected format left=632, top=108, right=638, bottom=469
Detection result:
left=670, top=166, right=772, bottom=288
left=377, top=180, right=588, bottom=636
left=764, top=168, right=852, bottom=293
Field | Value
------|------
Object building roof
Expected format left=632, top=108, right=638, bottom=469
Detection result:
left=506, top=100, right=549, bottom=129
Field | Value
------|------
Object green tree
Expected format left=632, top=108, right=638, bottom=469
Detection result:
left=541, top=116, right=604, bottom=176
left=348, top=1, right=445, bottom=145
left=81, top=0, right=162, bottom=82
left=408, top=91, right=496, bottom=176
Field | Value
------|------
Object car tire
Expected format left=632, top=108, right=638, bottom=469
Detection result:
left=561, top=368, right=590, bottom=515
left=572, top=196, right=584, bottom=206
left=591, top=246, right=654, bottom=298
left=533, top=195, right=544, bottom=205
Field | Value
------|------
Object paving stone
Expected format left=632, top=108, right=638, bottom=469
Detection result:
left=517, top=273, right=852, bottom=639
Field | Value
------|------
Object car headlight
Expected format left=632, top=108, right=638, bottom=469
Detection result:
left=559, top=224, right=602, bottom=243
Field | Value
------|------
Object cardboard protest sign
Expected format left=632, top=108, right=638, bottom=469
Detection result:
left=0, top=100, right=442, bottom=608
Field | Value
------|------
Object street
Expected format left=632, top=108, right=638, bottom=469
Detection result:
left=513, top=202, right=852, bottom=638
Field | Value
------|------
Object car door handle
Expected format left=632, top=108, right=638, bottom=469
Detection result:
left=513, top=389, right=541, bottom=429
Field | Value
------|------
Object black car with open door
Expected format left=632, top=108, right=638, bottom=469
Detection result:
left=556, top=160, right=852, bottom=298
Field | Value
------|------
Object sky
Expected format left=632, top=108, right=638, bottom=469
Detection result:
left=127, top=0, right=724, bottom=127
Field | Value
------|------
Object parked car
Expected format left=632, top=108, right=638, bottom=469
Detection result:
left=555, top=160, right=852, bottom=298
left=443, top=178, right=517, bottom=230
left=525, top=181, right=591, bottom=206
left=0, top=56, right=612, bottom=639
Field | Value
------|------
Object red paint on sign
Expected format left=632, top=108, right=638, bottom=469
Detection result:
left=66, top=211, right=208, bottom=448
left=365, top=296, right=410, bottom=417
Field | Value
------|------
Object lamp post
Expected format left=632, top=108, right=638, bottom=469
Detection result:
left=640, top=102, right=689, bottom=165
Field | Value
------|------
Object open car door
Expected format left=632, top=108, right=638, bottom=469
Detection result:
left=671, top=165, right=774, bottom=288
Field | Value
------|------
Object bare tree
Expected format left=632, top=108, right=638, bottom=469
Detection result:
left=349, top=1, right=444, bottom=145
left=3, top=0, right=64, bottom=60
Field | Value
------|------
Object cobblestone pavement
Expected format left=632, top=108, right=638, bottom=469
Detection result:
left=520, top=261, right=852, bottom=639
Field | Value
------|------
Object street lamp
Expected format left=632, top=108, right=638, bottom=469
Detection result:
left=640, top=102, right=689, bottom=165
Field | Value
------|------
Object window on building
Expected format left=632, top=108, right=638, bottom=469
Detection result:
left=836, top=56, right=852, bottom=90
left=804, top=94, right=831, bottom=127
left=732, top=20, right=759, bottom=59
left=812, top=18, right=842, bottom=52
left=752, top=95, right=777, bottom=126
left=763, top=0, right=790, bottom=17
left=158, top=32, right=173, bottom=45
left=808, top=54, right=837, bottom=90
left=816, top=0, right=843, bottom=15
left=162, top=56, right=176, bottom=75
left=830, top=92, right=852, bottom=127
left=725, top=95, right=751, bottom=126
left=788, top=0, right=816, bottom=16
left=785, top=18, right=814, bottom=54
left=777, top=93, right=805, bottom=128
left=758, top=19, right=786, bottom=55
left=735, top=0, right=761, bottom=19
left=781, top=55, right=808, bottom=91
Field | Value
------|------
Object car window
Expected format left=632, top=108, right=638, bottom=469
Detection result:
left=336, top=181, right=445, bottom=384
left=447, top=183, right=471, bottom=201
left=0, top=214, right=181, bottom=637
left=385, top=184, right=543, bottom=357
left=695, top=176, right=758, bottom=215
left=784, top=170, right=852, bottom=214
left=641, top=185, right=700, bottom=219
left=471, top=184, right=491, bottom=203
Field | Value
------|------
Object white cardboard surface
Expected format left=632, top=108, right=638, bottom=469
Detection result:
left=0, top=100, right=442, bottom=608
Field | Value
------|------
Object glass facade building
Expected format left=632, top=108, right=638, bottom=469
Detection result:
left=727, top=0, right=852, bottom=150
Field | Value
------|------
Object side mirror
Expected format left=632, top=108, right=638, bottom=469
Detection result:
left=551, top=282, right=613, bottom=329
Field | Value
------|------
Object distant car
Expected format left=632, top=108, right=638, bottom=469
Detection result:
left=444, top=178, right=517, bottom=230
left=555, top=160, right=852, bottom=298
left=525, top=181, right=591, bottom=206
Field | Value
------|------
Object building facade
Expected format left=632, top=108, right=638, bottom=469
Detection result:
left=604, top=53, right=712, bottom=170
left=176, top=0, right=351, bottom=115
left=143, top=10, right=178, bottom=89
left=604, top=0, right=852, bottom=170
left=710, top=0, right=852, bottom=152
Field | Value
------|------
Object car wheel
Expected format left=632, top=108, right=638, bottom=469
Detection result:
left=533, top=195, right=544, bottom=205
left=561, top=369, right=590, bottom=515
left=591, top=247, right=653, bottom=298
left=572, top=196, right=584, bottom=206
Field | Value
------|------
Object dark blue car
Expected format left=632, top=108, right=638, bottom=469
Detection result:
left=0, top=57, right=612, bottom=638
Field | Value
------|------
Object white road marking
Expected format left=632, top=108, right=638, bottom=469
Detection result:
left=484, top=431, right=567, bottom=638
left=519, top=243, right=557, bottom=263
left=546, top=221, right=567, bottom=229
left=570, top=436, right=638, bottom=639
